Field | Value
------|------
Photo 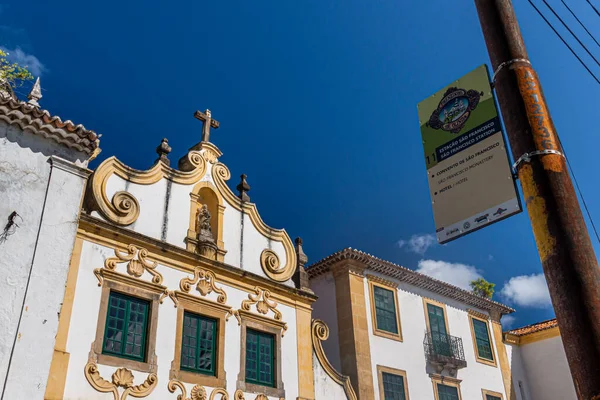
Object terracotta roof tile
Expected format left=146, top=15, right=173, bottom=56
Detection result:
left=0, top=92, right=99, bottom=154
left=306, top=247, right=515, bottom=315
left=506, top=318, right=558, bottom=336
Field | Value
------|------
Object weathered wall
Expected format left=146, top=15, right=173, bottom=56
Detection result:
left=310, top=272, right=341, bottom=371
left=506, top=342, right=532, bottom=400
left=514, top=335, right=576, bottom=400
left=61, top=240, right=300, bottom=400
left=0, top=120, right=89, bottom=399
left=313, top=353, right=349, bottom=399
left=363, top=274, right=507, bottom=400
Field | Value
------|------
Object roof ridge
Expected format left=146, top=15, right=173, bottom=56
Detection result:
left=307, top=247, right=515, bottom=314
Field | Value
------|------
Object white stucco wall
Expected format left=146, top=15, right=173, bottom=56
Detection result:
left=313, top=353, right=348, bottom=399
left=0, top=121, right=90, bottom=399
left=96, top=156, right=292, bottom=287
left=310, top=272, right=341, bottom=372
left=514, top=335, right=576, bottom=400
left=61, top=240, right=299, bottom=400
left=363, top=273, right=507, bottom=400
left=506, top=343, right=532, bottom=400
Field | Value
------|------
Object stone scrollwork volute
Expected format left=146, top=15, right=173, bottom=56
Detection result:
left=84, top=362, right=157, bottom=400
left=179, top=267, right=227, bottom=304
left=312, top=319, right=358, bottom=400
left=168, top=380, right=229, bottom=400
left=87, top=151, right=207, bottom=226
left=94, top=244, right=163, bottom=286
left=241, top=287, right=282, bottom=321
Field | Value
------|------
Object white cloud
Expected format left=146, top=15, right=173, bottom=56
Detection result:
left=501, top=315, right=517, bottom=329
left=416, top=259, right=482, bottom=291
left=500, top=273, right=552, bottom=308
left=397, top=234, right=436, bottom=255
left=1, top=46, right=45, bottom=76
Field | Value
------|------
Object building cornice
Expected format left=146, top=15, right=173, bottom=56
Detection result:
left=78, top=214, right=317, bottom=307
left=307, top=248, right=515, bottom=316
left=0, top=92, right=99, bottom=155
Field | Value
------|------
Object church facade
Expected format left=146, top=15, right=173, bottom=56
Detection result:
left=0, top=82, right=578, bottom=400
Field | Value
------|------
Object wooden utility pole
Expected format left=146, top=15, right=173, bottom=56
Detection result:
left=474, top=1, right=600, bottom=398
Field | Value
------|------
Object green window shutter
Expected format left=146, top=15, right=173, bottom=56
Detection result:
left=472, top=318, right=494, bottom=361
left=180, top=312, right=217, bottom=375
left=437, top=384, right=460, bottom=400
left=382, top=372, right=406, bottom=400
left=486, top=395, right=502, bottom=400
left=245, top=329, right=275, bottom=387
left=103, top=292, right=149, bottom=361
left=373, top=286, right=398, bottom=334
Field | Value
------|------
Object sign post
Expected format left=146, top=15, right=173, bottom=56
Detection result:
left=418, top=64, right=520, bottom=243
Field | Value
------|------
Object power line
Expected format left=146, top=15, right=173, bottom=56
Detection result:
left=526, top=0, right=600, bottom=84
left=541, top=0, right=600, bottom=68
left=585, top=0, right=600, bottom=18
left=560, top=0, right=600, bottom=49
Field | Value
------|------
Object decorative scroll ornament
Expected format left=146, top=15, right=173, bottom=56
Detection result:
left=84, top=362, right=157, bottom=400
left=168, top=380, right=229, bottom=400
left=95, top=245, right=163, bottom=286
left=260, top=249, right=288, bottom=282
left=211, top=162, right=296, bottom=282
left=179, top=267, right=227, bottom=304
left=234, top=390, right=245, bottom=400
left=160, top=289, right=179, bottom=307
left=87, top=152, right=207, bottom=226
left=241, top=287, right=282, bottom=321
left=312, top=319, right=358, bottom=400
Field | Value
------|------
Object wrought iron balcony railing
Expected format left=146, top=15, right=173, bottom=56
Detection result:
left=423, top=331, right=467, bottom=372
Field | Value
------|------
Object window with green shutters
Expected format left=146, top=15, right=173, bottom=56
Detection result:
left=437, top=383, right=460, bottom=400
left=245, top=329, right=275, bottom=387
left=472, top=318, right=494, bottom=361
left=180, top=312, right=217, bottom=375
left=373, top=286, right=398, bottom=334
left=382, top=372, right=407, bottom=400
left=102, top=292, right=149, bottom=361
left=486, top=395, right=502, bottom=400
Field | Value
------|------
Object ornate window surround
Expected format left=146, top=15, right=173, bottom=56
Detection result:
left=431, top=374, right=463, bottom=400
left=377, top=365, right=410, bottom=400
left=482, top=388, right=504, bottom=400
left=235, top=287, right=287, bottom=399
left=169, top=290, right=230, bottom=388
left=91, top=270, right=163, bottom=373
left=468, top=313, right=497, bottom=368
left=367, top=275, right=403, bottom=342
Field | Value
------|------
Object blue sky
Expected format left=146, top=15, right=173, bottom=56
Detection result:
left=3, top=0, right=600, bottom=329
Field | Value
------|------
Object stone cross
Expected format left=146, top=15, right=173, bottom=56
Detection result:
left=194, top=109, right=220, bottom=143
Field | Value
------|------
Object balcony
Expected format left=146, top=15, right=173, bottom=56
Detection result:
left=423, top=332, right=467, bottom=373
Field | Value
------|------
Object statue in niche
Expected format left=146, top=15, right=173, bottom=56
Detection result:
left=196, top=204, right=217, bottom=259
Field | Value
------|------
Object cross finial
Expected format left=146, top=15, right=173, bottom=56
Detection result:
left=155, top=138, right=172, bottom=166
left=194, top=109, right=220, bottom=143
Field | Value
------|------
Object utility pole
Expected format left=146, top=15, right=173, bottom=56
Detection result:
left=474, top=1, right=600, bottom=399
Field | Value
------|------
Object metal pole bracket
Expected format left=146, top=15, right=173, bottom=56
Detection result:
left=491, top=58, right=531, bottom=87
left=512, top=149, right=564, bottom=174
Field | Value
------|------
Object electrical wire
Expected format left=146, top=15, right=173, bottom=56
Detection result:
left=527, top=0, right=600, bottom=84
left=541, top=0, right=600, bottom=68
left=560, top=0, right=600, bottom=49
left=557, top=136, right=600, bottom=244
left=585, top=0, right=600, bottom=18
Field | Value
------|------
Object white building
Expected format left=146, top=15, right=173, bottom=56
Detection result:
left=505, top=319, right=576, bottom=400
left=308, top=248, right=516, bottom=400
left=0, top=82, right=99, bottom=399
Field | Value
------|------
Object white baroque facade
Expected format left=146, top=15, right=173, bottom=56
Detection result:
left=0, top=88, right=98, bottom=399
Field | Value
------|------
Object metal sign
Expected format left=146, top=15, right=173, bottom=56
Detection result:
left=418, top=64, right=521, bottom=243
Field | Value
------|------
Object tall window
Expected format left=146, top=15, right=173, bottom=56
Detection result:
left=427, top=303, right=451, bottom=357
left=245, top=329, right=275, bottom=387
left=103, top=292, right=149, bottom=361
left=373, top=286, right=399, bottom=334
left=181, top=312, right=217, bottom=375
left=472, top=318, right=494, bottom=361
left=382, top=372, right=407, bottom=400
left=437, top=383, right=460, bottom=400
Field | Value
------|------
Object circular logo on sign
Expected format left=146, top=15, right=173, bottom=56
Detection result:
left=463, top=222, right=471, bottom=230
left=428, top=87, right=483, bottom=134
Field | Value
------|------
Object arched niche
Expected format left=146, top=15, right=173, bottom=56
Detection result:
left=185, top=181, right=226, bottom=261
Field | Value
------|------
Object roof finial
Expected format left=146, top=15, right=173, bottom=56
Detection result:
left=27, top=77, right=42, bottom=107
left=237, top=174, right=251, bottom=202
left=293, top=237, right=311, bottom=291
left=155, top=138, right=172, bottom=166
